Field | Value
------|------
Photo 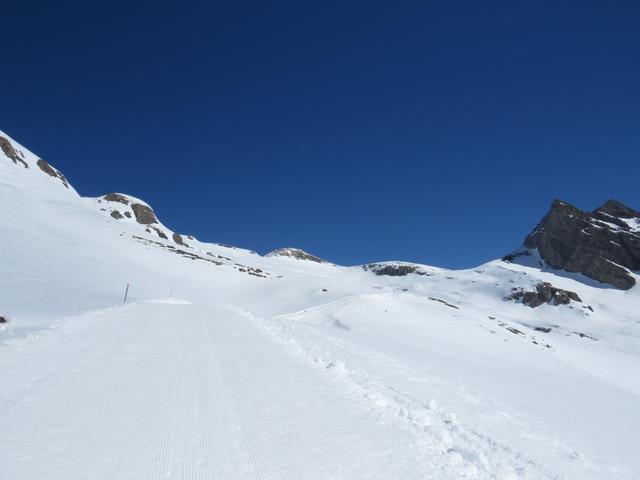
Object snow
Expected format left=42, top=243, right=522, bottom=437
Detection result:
left=620, top=216, right=640, bottom=233
left=2, top=130, right=640, bottom=479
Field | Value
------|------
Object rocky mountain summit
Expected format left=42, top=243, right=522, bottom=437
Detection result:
left=265, top=247, right=327, bottom=263
left=506, top=199, right=640, bottom=289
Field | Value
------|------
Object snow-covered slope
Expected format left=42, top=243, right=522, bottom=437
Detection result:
left=1, top=129, right=639, bottom=479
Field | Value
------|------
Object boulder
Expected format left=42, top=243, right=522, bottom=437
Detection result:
left=131, top=203, right=158, bottom=225
left=173, top=233, right=185, bottom=245
left=505, top=282, right=582, bottom=308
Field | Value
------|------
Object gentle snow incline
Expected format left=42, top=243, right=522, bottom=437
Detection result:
left=1, top=301, right=432, bottom=480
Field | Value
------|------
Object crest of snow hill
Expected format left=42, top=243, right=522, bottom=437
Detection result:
left=1, top=129, right=639, bottom=293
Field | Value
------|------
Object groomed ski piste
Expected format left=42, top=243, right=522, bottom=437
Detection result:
left=1, top=129, right=639, bottom=479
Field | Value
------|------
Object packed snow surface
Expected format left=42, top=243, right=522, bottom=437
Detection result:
left=1, top=129, right=640, bottom=479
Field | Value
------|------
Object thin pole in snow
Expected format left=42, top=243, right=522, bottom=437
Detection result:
left=123, top=283, right=130, bottom=304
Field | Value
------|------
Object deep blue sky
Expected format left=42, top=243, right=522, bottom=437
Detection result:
left=2, top=1, right=639, bottom=267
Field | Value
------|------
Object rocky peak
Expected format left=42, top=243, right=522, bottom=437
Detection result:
left=594, top=199, right=640, bottom=219
left=515, top=199, right=640, bottom=289
left=265, top=247, right=327, bottom=263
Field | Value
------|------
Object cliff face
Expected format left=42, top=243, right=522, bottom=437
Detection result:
left=521, top=199, right=640, bottom=289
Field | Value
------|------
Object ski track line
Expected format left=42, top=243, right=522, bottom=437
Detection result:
left=3, top=301, right=469, bottom=480
left=1, top=306, right=156, bottom=480
left=113, top=312, right=184, bottom=480
left=197, top=321, right=256, bottom=480
left=202, top=315, right=304, bottom=480
left=214, top=304, right=432, bottom=480
left=0, top=311, right=126, bottom=413
left=199, top=312, right=284, bottom=480
left=234, top=305, right=562, bottom=480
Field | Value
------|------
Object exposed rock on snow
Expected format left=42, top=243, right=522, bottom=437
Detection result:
left=595, top=199, right=640, bottom=221
left=427, top=296, right=459, bottom=309
left=36, top=159, right=70, bottom=188
left=0, top=135, right=28, bottom=168
left=505, top=282, right=582, bottom=308
left=4, top=127, right=640, bottom=479
left=518, top=199, right=640, bottom=289
left=150, top=226, right=167, bottom=239
left=131, top=203, right=158, bottom=225
left=104, top=192, right=130, bottom=205
left=363, top=262, right=433, bottom=276
left=172, top=233, right=185, bottom=245
left=266, top=247, right=327, bottom=263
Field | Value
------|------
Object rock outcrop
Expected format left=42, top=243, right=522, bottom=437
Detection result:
left=509, top=199, right=640, bottom=289
left=505, top=282, right=581, bottom=308
left=0, top=135, right=28, bottom=168
left=173, top=233, right=185, bottom=246
left=265, top=247, right=326, bottom=263
left=104, top=192, right=130, bottom=205
left=131, top=203, right=158, bottom=225
left=362, top=262, right=432, bottom=277
left=103, top=193, right=159, bottom=224
left=36, top=159, right=69, bottom=188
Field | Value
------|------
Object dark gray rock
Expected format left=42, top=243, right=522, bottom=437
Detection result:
left=362, top=263, right=431, bottom=277
left=517, top=199, right=639, bottom=289
left=505, top=282, right=582, bottom=308
left=110, top=210, right=123, bottom=220
left=595, top=199, right=640, bottom=220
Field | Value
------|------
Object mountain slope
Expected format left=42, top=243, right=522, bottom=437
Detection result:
left=1, top=129, right=639, bottom=479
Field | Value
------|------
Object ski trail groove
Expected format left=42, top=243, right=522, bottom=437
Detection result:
left=1, top=302, right=447, bottom=479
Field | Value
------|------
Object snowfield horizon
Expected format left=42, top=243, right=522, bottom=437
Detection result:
left=1, top=128, right=639, bottom=479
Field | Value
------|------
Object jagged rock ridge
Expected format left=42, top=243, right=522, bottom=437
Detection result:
left=510, top=199, right=640, bottom=289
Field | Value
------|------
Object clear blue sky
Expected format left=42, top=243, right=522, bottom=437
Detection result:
left=2, top=1, right=639, bottom=267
